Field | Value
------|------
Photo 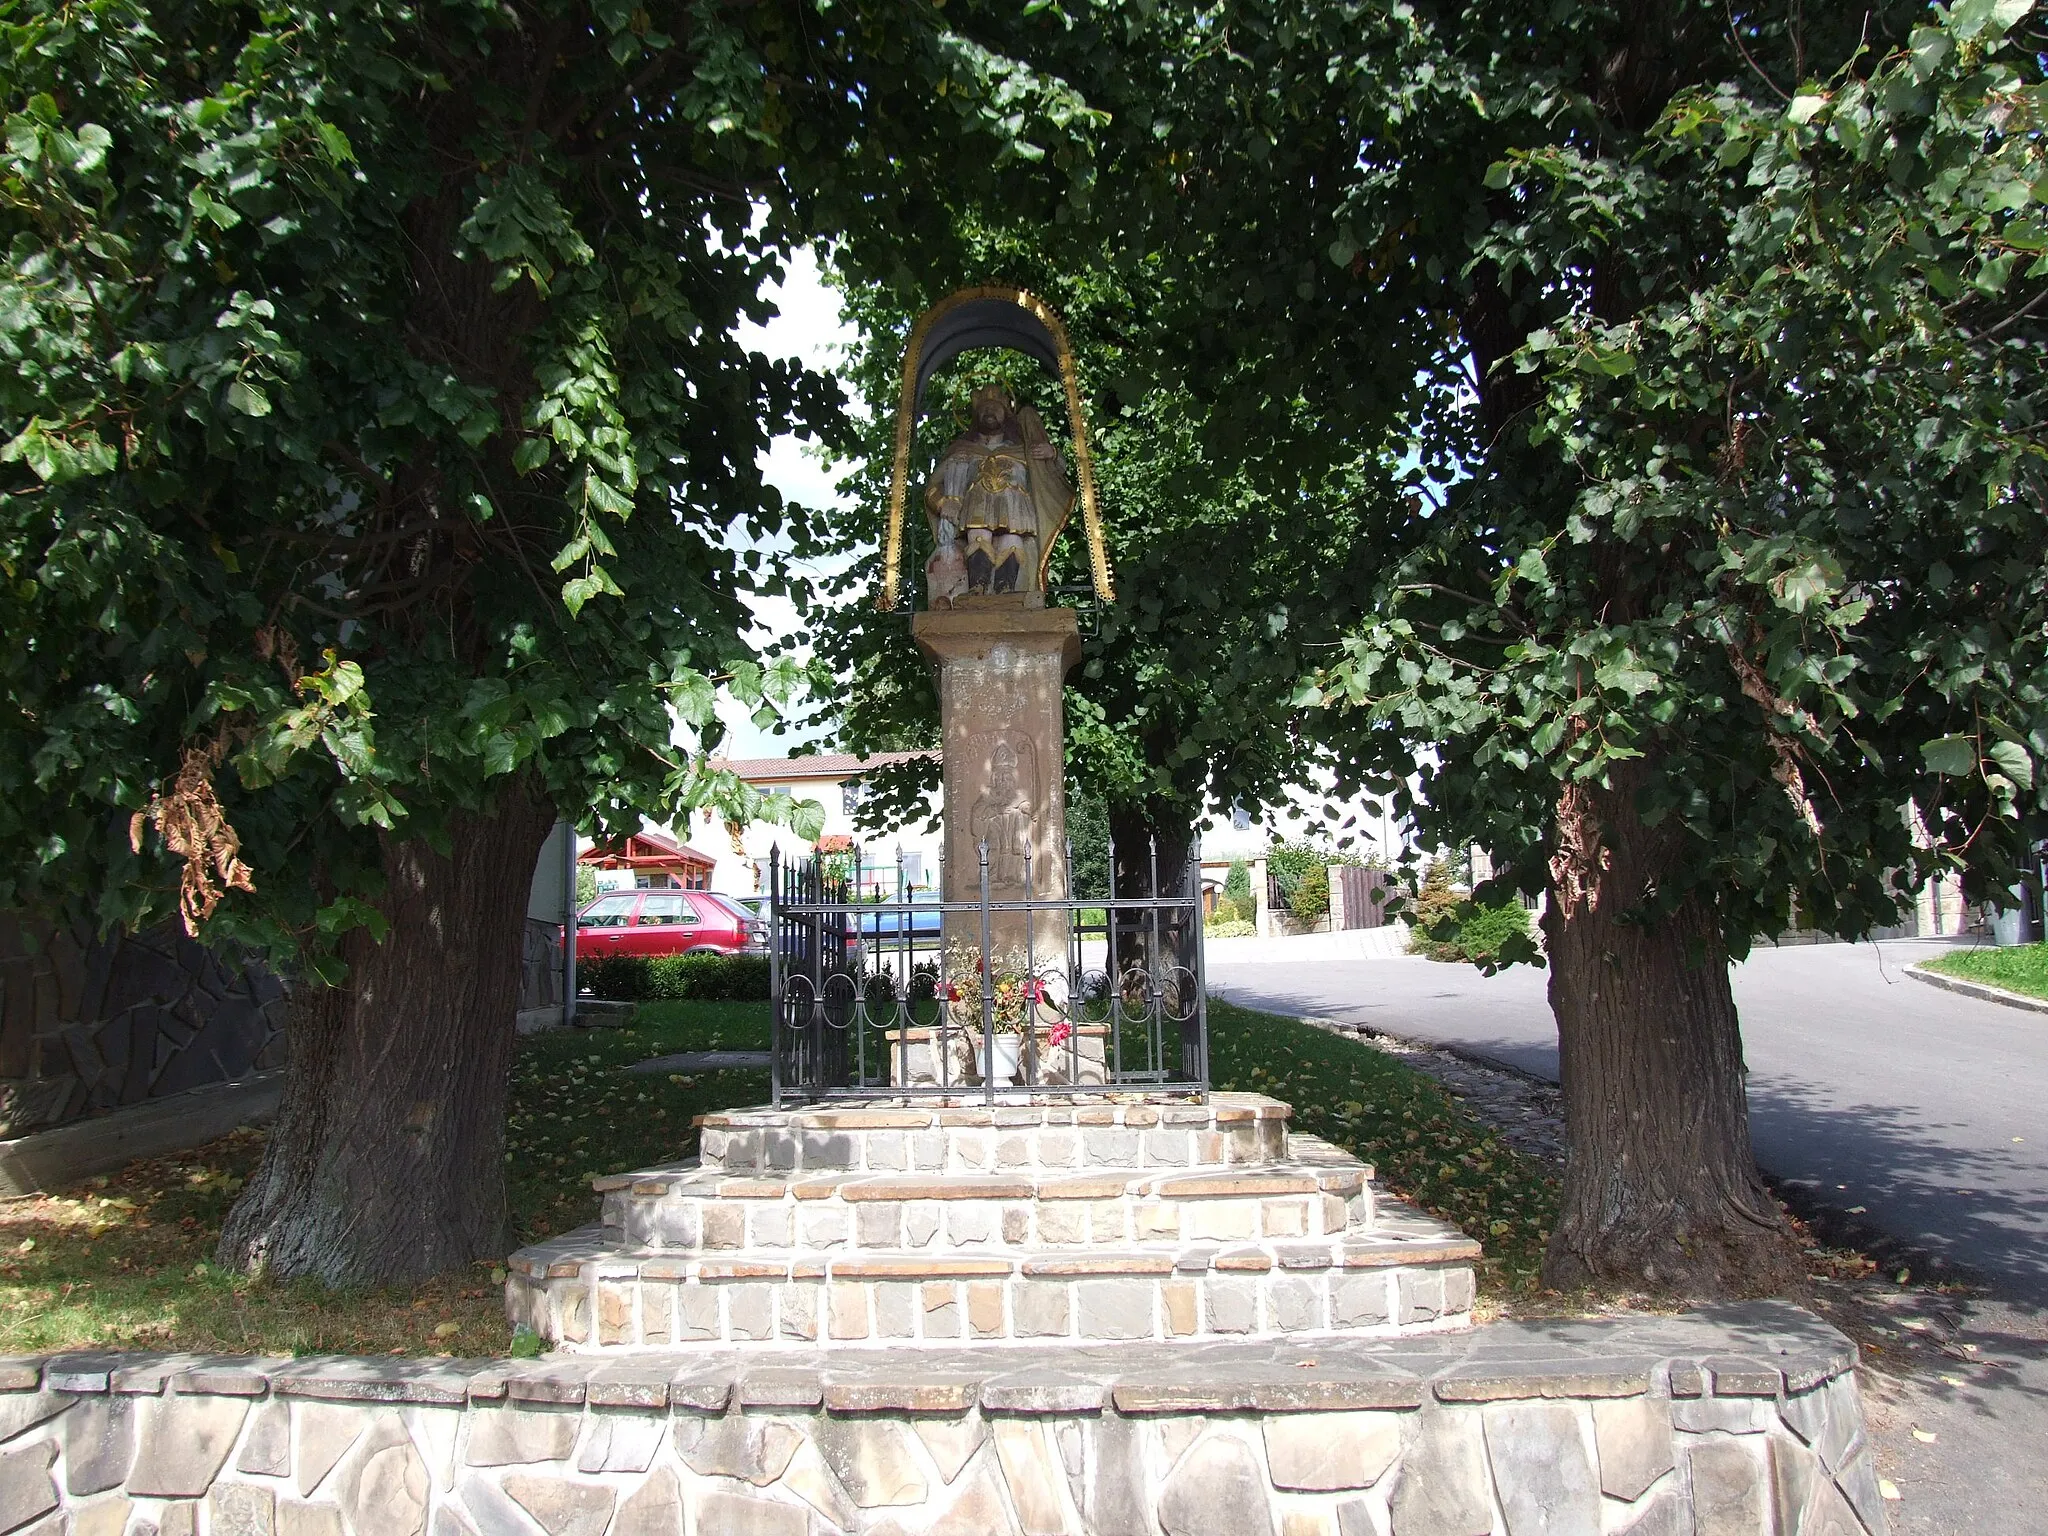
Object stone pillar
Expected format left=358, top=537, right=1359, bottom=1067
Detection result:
left=912, top=602, right=1081, bottom=978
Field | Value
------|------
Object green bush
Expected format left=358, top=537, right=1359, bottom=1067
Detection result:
left=1407, top=860, right=1462, bottom=957
left=1288, top=873, right=1330, bottom=927
left=1449, top=902, right=1535, bottom=964
left=579, top=952, right=771, bottom=1002
left=1266, top=838, right=1332, bottom=926
left=1407, top=860, right=1537, bottom=965
left=1206, top=919, right=1257, bottom=939
left=1209, top=894, right=1242, bottom=924
left=1225, top=859, right=1253, bottom=911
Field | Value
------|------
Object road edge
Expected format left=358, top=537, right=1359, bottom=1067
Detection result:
left=1904, top=963, right=2048, bottom=1016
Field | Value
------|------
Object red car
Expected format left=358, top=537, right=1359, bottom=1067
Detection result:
left=567, top=889, right=764, bottom=960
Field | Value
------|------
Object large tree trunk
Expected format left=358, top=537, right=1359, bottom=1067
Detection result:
left=1106, top=802, right=1202, bottom=1080
left=219, top=778, right=556, bottom=1286
left=1107, top=801, right=1194, bottom=905
left=1540, top=765, right=1804, bottom=1296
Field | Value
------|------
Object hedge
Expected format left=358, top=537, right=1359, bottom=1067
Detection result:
left=578, top=952, right=771, bottom=1003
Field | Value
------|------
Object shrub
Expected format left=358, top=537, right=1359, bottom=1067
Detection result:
left=1453, top=901, right=1535, bottom=964
left=1406, top=860, right=1537, bottom=965
left=1288, top=873, right=1330, bottom=927
left=1406, top=860, right=1463, bottom=958
left=1225, top=859, right=1253, bottom=911
left=579, top=952, right=771, bottom=1002
left=1206, top=919, right=1257, bottom=939
left=1267, top=837, right=1332, bottom=926
left=1209, top=894, right=1242, bottom=924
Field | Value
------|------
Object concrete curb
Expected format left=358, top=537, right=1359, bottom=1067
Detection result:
left=0, top=1070, right=284, bottom=1197
left=1905, top=963, right=2048, bottom=1016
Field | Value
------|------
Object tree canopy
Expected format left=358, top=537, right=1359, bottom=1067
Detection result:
left=0, top=0, right=1100, bottom=962
left=809, top=242, right=1410, bottom=868
left=810, top=0, right=2048, bottom=1294
left=0, top=0, right=1106, bottom=1281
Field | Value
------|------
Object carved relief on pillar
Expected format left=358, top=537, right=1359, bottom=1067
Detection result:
left=959, top=729, right=1040, bottom=893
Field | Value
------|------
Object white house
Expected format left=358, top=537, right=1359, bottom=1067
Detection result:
left=700, top=753, right=943, bottom=896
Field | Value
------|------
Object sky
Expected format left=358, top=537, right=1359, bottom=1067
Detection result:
left=715, top=248, right=860, bottom=760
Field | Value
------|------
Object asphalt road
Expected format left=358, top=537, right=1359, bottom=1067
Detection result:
left=1209, top=938, right=2048, bottom=1304
left=1211, top=937, right=2048, bottom=1534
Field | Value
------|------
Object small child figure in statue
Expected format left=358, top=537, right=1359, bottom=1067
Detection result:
left=925, top=520, right=969, bottom=608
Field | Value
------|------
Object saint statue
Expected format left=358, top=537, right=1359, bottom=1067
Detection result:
left=924, top=384, right=1074, bottom=604
left=969, top=740, right=1034, bottom=890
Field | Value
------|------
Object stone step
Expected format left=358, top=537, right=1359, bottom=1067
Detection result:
left=693, top=1093, right=1292, bottom=1176
left=596, top=1159, right=1375, bottom=1253
left=506, top=1201, right=1479, bottom=1352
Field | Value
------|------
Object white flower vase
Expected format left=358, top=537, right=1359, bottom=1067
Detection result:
left=977, top=1035, right=1022, bottom=1085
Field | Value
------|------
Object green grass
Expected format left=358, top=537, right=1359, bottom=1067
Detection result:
left=508, top=999, right=770, bottom=1243
left=1207, top=998, right=1560, bottom=1293
left=1923, top=942, right=2048, bottom=1001
left=0, top=1001, right=773, bottom=1358
left=0, top=995, right=1560, bottom=1355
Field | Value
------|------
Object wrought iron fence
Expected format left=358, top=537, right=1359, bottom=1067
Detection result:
left=768, top=839, right=1206, bottom=1104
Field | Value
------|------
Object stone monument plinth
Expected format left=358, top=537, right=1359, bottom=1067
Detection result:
left=912, top=599, right=1081, bottom=976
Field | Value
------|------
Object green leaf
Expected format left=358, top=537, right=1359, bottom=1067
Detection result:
left=561, top=575, right=602, bottom=616
left=787, top=798, right=827, bottom=842
left=668, top=671, right=716, bottom=726
left=226, top=379, right=272, bottom=418
left=1921, top=736, right=1978, bottom=776
left=311, top=118, right=355, bottom=164
left=1987, top=739, right=2034, bottom=791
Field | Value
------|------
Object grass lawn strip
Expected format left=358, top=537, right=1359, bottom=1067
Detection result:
left=0, top=995, right=1567, bottom=1354
left=0, top=999, right=768, bottom=1358
left=1921, top=942, right=2048, bottom=1003
left=1207, top=998, right=1559, bottom=1296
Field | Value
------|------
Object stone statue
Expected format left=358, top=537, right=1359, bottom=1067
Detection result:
left=924, top=384, right=1074, bottom=603
left=969, top=739, right=1034, bottom=890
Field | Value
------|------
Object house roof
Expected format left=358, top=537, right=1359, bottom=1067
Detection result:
left=713, top=751, right=937, bottom=784
left=581, top=829, right=715, bottom=870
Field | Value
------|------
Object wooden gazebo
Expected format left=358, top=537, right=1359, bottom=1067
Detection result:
left=580, top=830, right=715, bottom=890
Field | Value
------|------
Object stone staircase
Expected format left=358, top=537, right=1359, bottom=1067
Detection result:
left=506, top=1094, right=1480, bottom=1352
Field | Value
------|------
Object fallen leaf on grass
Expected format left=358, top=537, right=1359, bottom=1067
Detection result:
left=1911, top=1428, right=1936, bottom=1443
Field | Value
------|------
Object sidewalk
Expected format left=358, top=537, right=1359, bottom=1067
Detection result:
left=1204, top=924, right=1415, bottom=964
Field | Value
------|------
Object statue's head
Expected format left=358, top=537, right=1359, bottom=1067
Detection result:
left=990, top=740, right=1018, bottom=789
left=970, top=384, right=1013, bottom=434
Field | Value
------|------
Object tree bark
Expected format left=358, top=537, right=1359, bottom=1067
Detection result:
left=1107, top=802, right=1195, bottom=905
left=1540, top=763, right=1805, bottom=1296
left=1105, top=802, right=1204, bottom=1079
left=218, top=777, right=557, bottom=1286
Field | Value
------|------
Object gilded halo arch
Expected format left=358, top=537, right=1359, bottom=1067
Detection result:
left=880, top=285, right=1114, bottom=611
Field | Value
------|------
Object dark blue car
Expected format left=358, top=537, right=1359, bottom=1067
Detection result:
left=852, top=890, right=943, bottom=948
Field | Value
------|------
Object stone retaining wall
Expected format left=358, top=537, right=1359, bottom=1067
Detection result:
left=0, top=1302, right=1883, bottom=1534
left=0, top=912, right=286, bottom=1140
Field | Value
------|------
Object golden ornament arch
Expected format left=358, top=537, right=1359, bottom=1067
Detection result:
left=880, top=285, right=1113, bottom=611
